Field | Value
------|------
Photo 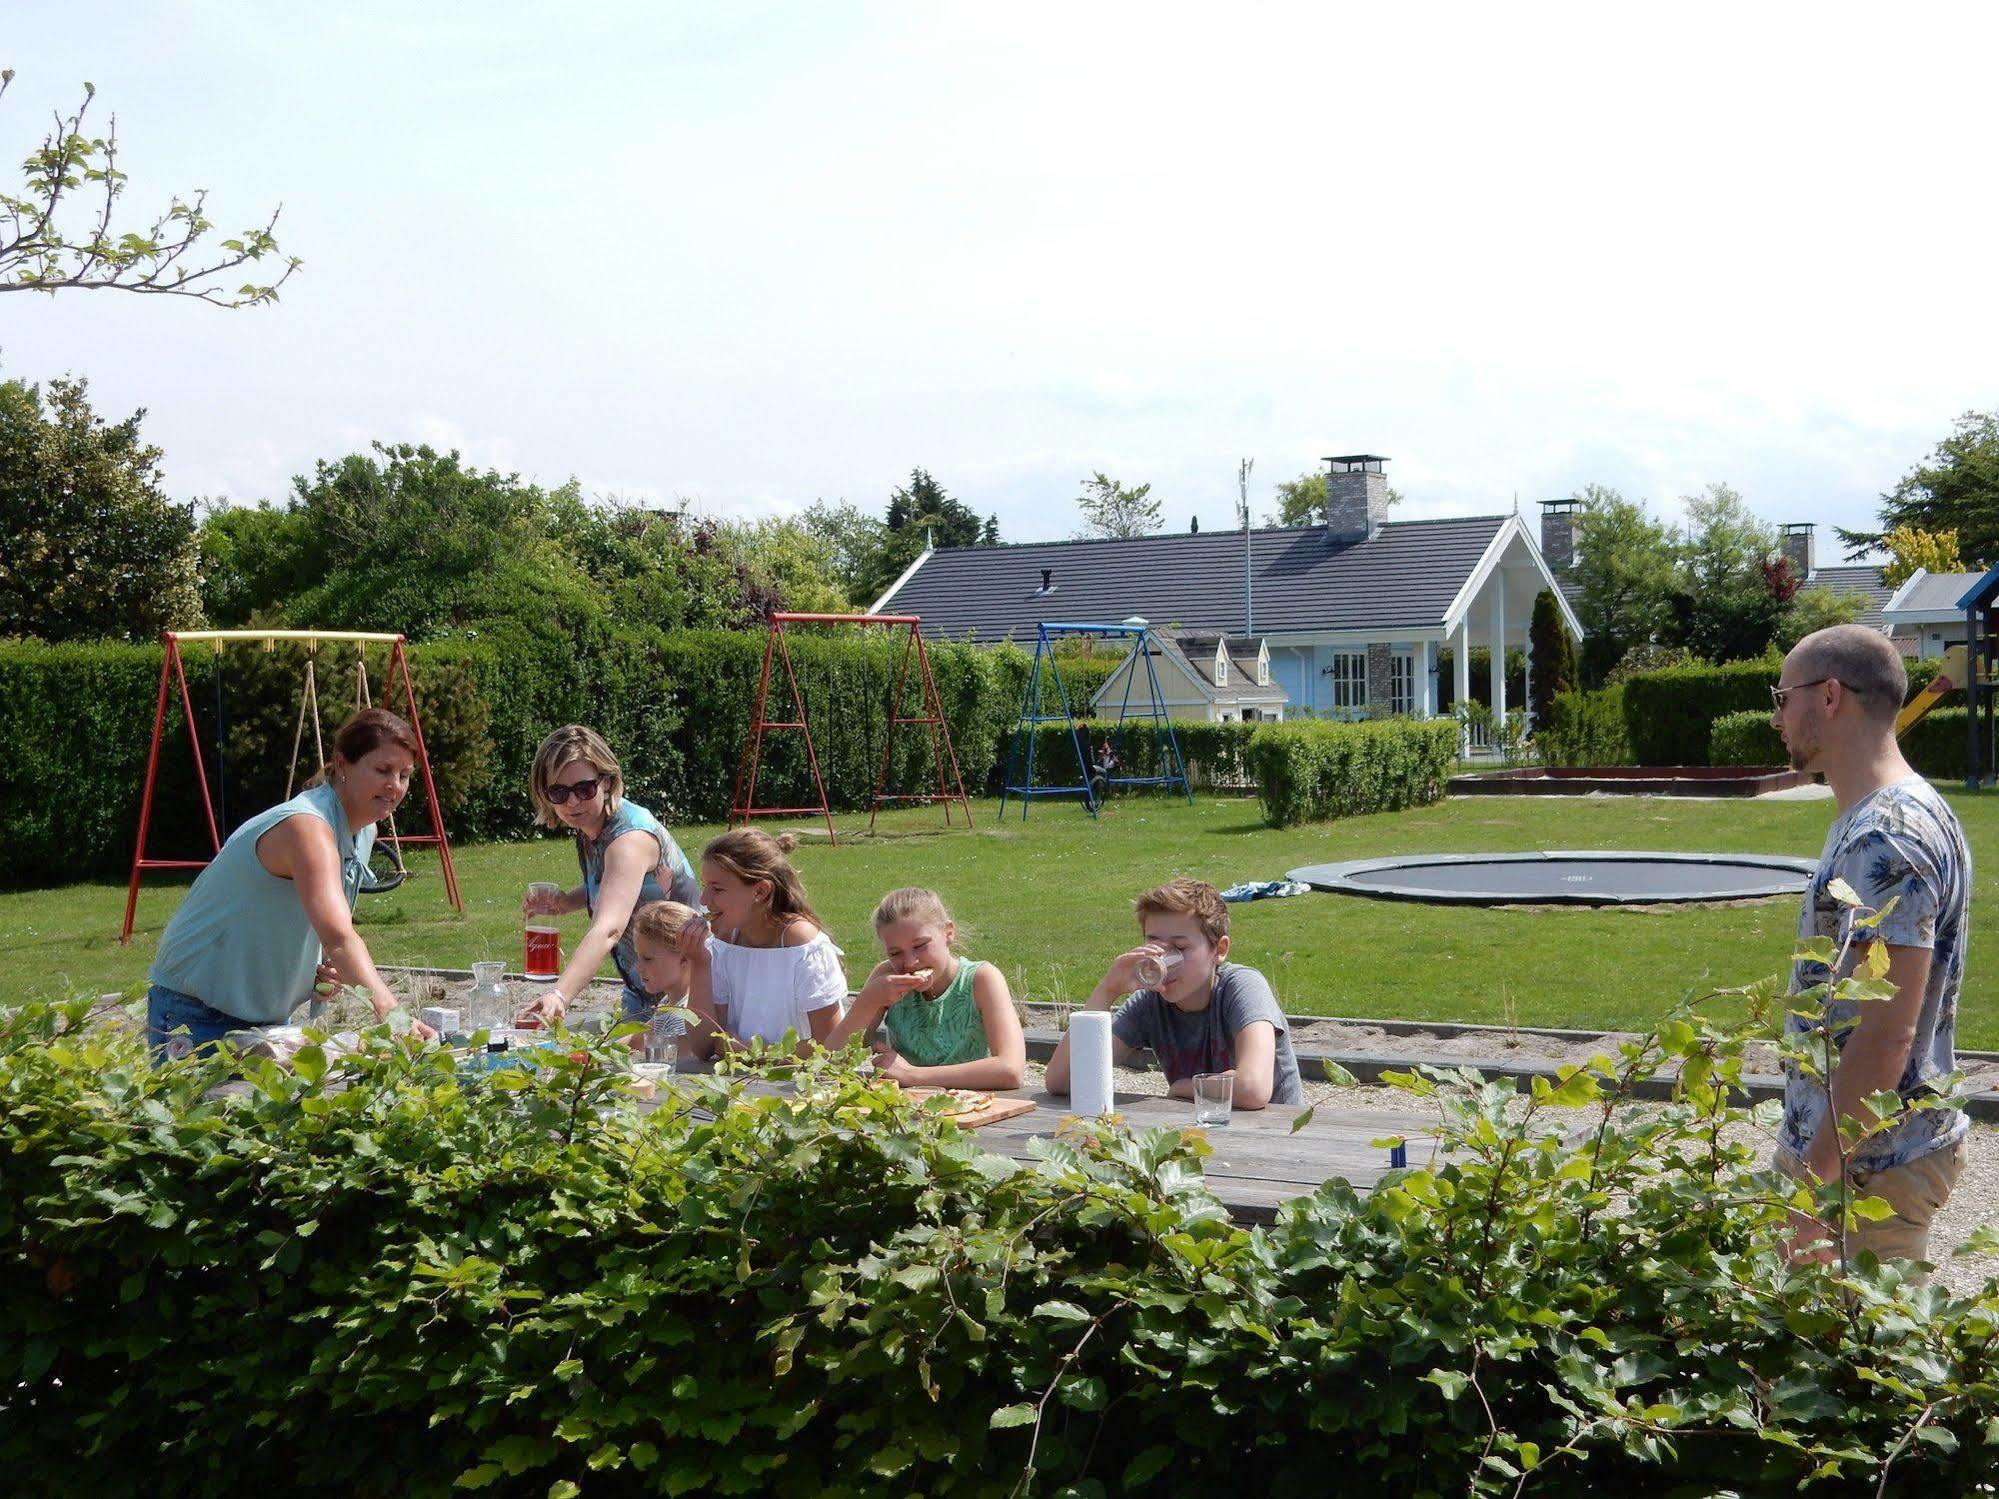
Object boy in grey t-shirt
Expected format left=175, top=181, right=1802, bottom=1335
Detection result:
left=1045, top=876, right=1303, bottom=1109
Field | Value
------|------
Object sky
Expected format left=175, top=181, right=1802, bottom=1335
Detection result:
left=6, top=2, right=1998, bottom=554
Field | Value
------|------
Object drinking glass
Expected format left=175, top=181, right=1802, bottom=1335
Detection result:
left=644, top=1009, right=679, bottom=1067
left=1191, top=1072, right=1234, bottom=1127
left=524, top=882, right=563, bottom=979
left=471, top=960, right=506, bottom=999
left=1133, top=949, right=1183, bottom=989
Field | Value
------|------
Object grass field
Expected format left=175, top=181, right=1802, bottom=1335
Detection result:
left=8, top=788, right=1999, bottom=1045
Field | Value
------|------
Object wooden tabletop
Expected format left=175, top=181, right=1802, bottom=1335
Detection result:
left=644, top=1076, right=1432, bottom=1225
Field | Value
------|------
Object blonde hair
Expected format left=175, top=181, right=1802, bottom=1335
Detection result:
left=630, top=899, right=699, bottom=949
left=701, top=829, right=822, bottom=928
left=529, top=725, right=625, bottom=829
left=873, top=886, right=953, bottom=934
left=1134, top=876, right=1229, bottom=945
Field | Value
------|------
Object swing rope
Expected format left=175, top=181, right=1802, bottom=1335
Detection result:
left=284, top=652, right=327, bottom=801
left=353, top=645, right=409, bottom=881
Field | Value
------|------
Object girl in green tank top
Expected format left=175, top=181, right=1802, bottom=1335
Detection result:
left=825, top=887, right=1027, bottom=1091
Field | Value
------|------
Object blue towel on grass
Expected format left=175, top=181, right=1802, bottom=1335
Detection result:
left=1219, top=880, right=1311, bottom=903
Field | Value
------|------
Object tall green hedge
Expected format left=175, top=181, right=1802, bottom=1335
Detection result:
left=1623, top=655, right=1956, bottom=769
left=1246, top=718, right=1457, bottom=827
left=0, top=631, right=1039, bottom=886
left=1534, top=686, right=1631, bottom=767
left=1619, top=660, right=1780, bottom=765
left=1713, top=703, right=1985, bottom=779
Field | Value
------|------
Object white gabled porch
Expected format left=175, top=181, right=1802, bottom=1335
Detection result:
left=1266, top=515, right=1582, bottom=753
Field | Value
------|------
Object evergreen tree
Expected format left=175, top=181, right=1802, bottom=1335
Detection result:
left=1527, top=588, right=1577, bottom=722
left=1837, top=410, right=1999, bottom=567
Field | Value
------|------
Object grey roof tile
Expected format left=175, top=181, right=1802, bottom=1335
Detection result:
left=880, top=516, right=1510, bottom=641
left=1807, top=563, right=1896, bottom=630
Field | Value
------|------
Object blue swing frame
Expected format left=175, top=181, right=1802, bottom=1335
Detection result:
left=998, top=622, right=1195, bottom=819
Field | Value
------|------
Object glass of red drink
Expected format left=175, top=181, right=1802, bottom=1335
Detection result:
left=525, top=882, right=563, bottom=979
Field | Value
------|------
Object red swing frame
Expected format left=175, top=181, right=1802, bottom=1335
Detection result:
left=729, top=612, right=974, bottom=844
left=119, top=630, right=465, bottom=943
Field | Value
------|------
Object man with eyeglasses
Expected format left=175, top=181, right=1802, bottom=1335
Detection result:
left=1769, top=624, right=1971, bottom=1273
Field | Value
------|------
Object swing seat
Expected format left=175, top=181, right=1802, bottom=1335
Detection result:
left=357, top=845, right=407, bottom=895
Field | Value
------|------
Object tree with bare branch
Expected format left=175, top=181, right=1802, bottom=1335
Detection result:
left=0, top=70, right=299, bottom=306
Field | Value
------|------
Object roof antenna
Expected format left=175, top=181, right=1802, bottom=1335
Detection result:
left=1238, top=458, right=1254, bottom=635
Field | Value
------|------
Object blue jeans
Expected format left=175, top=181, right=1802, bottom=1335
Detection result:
left=146, top=983, right=246, bottom=1061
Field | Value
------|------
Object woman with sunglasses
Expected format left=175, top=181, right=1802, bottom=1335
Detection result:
left=517, top=725, right=701, bottom=1030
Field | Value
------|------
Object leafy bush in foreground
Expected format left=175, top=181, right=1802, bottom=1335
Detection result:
left=3, top=977, right=1997, bottom=1496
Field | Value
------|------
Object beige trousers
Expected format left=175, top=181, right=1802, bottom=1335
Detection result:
left=1777, top=1139, right=1968, bottom=1276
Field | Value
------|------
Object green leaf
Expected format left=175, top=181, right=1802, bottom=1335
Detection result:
left=454, top=1465, right=503, bottom=1490
left=1825, top=876, right=1861, bottom=907
left=1035, top=1299, right=1090, bottom=1323
left=1425, top=1368, right=1469, bottom=1401
left=1290, top=1104, right=1317, bottom=1134
left=1123, top=1446, right=1173, bottom=1486
left=630, top=1442, right=659, bottom=1470
left=1955, top=1223, right=1999, bottom=1257
left=990, top=1403, right=1037, bottom=1428
left=867, top=1444, right=914, bottom=1476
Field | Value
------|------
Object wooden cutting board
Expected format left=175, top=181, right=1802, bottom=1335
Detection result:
left=903, top=1087, right=1037, bottom=1128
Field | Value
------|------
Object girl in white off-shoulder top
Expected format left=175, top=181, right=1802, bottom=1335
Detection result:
left=683, top=828, right=846, bottom=1058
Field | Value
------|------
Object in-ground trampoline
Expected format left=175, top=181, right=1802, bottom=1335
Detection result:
left=1288, top=851, right=1819, bottom=907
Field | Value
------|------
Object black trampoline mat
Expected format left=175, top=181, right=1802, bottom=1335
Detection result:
left=1288, top=851, right=1818, bottom=906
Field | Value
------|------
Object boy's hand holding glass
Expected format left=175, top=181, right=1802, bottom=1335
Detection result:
left=1105, top=944, right=1173, bottom=995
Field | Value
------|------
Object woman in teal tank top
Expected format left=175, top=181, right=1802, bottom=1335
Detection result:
left=514, top=726, right=701, bottom=1028
left=826, top=887, right=1027, bottom=1091
left=146, top=709, right=436, bottom=1057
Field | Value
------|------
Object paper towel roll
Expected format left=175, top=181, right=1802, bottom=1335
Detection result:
left=1068, top=1010, right=1115, bottom=1117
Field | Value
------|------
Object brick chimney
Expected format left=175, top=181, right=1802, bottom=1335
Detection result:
left=1539, top=498, right=1579, bottom=572
left=1780, top=523, right=1814, bottom=581
left=1323, top=454, right=1389, bottom=544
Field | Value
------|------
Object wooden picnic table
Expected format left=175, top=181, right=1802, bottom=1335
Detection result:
left=642, top=1074, right=1430, bottom=1224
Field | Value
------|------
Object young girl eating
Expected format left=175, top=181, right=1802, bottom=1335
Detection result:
left=826, top=887, right=1027, bottom=1090
left=683, top=830, right=845, bottom=1060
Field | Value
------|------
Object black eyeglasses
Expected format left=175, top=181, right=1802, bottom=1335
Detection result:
left=546, top=776, right=602, bottom=806
left=1770, top=678, right=1861, bottom=709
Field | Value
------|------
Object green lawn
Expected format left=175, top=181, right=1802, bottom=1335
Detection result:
left=8, top=788, right=1999, bottom=1046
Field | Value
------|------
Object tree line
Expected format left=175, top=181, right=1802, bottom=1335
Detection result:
left=0, top=374, right=1003, bottom=647
left=5, top=369, right=1995, bottom=682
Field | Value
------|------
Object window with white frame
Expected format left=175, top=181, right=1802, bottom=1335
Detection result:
left=1389, top=653, right=1415, bottom=716
left=1329, top=651, right=1366, bottom=713
left=1214, top=645, right=1228, bottom=687
left=1257, top=646, right=1270, bottom=686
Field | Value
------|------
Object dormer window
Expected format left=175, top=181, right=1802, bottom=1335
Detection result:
left=1214, top=644, right=1228, bottom=687
left=1256, top=644, right=1270, bottom=687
